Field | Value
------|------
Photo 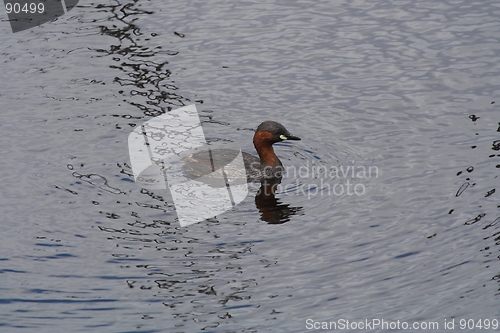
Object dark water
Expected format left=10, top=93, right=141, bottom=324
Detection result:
left=1, top=0, right=500, bottom=332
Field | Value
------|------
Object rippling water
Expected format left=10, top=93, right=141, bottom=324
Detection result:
left=1, top=0, right=500, bottom=332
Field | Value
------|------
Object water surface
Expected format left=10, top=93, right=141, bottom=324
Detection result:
left=1, top=0, right=500, bottom=332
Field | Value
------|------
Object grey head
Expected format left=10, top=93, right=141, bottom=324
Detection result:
left=255, top=121, right=301, bottom=143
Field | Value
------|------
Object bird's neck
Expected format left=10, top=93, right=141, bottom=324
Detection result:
left=257, top=145, right=280, bottom=167
left=253, top=131, right=280, bottom=167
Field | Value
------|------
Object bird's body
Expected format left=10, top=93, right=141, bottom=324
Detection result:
left=182, top=121, right=300, bottom=184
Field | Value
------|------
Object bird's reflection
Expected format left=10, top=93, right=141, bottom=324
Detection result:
left=254, top=180, right=303, bottom=224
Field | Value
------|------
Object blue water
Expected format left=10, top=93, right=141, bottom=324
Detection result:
left=1, top=0, right=500, bottom=332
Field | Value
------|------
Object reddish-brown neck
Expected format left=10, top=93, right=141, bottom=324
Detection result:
left=253, top=131, right=279, bottom=166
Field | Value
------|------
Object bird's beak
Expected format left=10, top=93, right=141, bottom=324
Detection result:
left=280, top=134, right=301, bottom=141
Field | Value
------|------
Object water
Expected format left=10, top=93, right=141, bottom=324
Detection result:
left=1, top=0, right=500, bottom=332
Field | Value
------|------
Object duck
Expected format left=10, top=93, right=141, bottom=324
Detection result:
left=182, top=121, right=301, bottom=184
